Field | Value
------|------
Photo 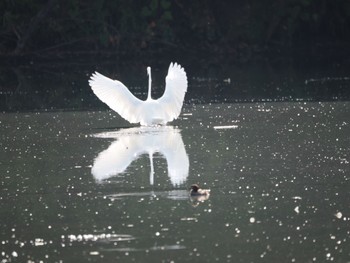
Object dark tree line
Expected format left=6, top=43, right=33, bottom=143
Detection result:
left=1, top=0, right=350, bottom=57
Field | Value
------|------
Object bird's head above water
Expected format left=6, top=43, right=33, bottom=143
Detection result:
left=147, top=66, right=151, bottom=76
left=190, top=184, right=200, bottom=192
left=190, top=184, right=210, bottom=197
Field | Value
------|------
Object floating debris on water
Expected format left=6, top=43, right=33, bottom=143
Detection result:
left=213, top=125, right=238, bottom=130
left=62, top=233, right=135, bottom=243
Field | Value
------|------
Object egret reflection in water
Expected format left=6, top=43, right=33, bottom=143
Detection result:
left=91, top=126, right=189, bottom=186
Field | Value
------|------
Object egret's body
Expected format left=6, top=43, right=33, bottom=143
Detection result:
left=89, top=62, right=187, bottom=126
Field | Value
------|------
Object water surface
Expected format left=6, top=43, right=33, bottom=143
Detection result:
left=1, top=101, right=349, bottom=262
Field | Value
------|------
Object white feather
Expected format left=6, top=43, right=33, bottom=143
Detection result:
left=89, top=62, right=187, bottom=126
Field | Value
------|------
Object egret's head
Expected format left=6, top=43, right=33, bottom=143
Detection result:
left=147, top=67, right=151, bottom=76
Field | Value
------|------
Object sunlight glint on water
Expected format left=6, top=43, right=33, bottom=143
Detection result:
left=0, top=101, right=349, bottom=262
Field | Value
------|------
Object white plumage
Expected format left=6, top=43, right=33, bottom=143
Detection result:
left=91, top=126, right=189, bottom=186
left=89, top=62, right=187, bottom=126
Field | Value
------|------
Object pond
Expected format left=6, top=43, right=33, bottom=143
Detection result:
left=0, top=59, right=350, bottom=262
left=1, top=100, right=349, bottom=262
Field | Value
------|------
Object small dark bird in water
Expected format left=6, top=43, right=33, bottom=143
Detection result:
left=190, top=184, right=210, bottom=196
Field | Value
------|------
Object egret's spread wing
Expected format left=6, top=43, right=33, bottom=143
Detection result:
left=91, top=139, right=133, bottom=181
left=91, top=136, right=146, bottom=181
left=158, top=63, right=188, bottom=122
left=89, top=72, right=144, bottom=123
left=159, top=129, right=189, bottom=186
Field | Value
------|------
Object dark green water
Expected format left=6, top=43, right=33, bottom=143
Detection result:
left=1, top=101, right=349, bottom=262
left=1, top=59, right=350, bottom=112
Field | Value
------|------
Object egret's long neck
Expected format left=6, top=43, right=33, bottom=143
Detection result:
left=147, top=67, right=152, bottom=101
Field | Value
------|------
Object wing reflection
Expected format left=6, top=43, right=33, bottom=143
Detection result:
left=91, top=126, right=189, bottom=186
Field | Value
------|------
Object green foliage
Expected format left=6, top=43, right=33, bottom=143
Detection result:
left=0, top=0, right=349, bottom=55
left=142, top=0, right=172, bottom=20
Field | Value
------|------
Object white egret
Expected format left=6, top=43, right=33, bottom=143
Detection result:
left=89, top=62, right=187, bottom=126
